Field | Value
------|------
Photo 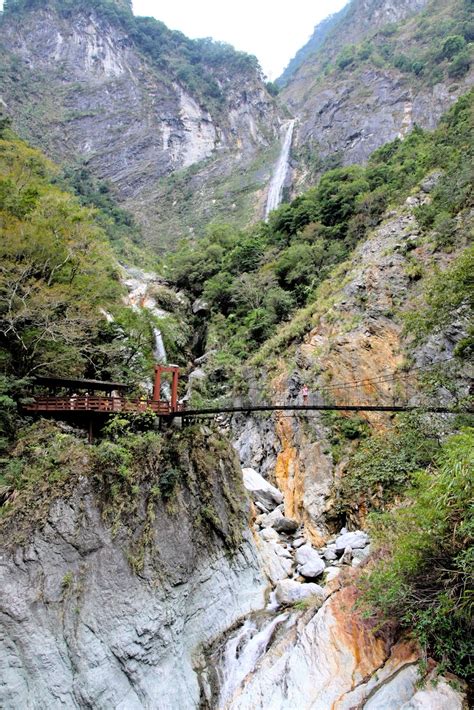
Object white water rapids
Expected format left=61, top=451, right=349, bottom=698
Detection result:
left=217, top=613, right=289, bottom=708
left=265, top=119, right=296, bottom=219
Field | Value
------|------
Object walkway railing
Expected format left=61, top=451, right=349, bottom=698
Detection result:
left=23, top=396, right=186, bottom=415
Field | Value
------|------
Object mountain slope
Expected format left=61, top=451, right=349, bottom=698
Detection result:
left=0, top=0, right=283, bottom=250
left=281, top=0, right=473, bottom=189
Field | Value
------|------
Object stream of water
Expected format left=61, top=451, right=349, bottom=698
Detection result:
left=265, top=119, right=296, bottom=219
left=217, top=612, right=290, bottom=708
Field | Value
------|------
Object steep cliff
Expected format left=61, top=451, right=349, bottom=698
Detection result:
left=281, top=0, right=473, bottom=189
left=0, top=0, right=283, bottom=250
left=0, top=423, right=267, bottom=708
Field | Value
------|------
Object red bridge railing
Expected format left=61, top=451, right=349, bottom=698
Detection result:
left=23, top=396, right=186, bottom=415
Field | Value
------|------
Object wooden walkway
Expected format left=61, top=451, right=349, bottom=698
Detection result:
left=23, top=395, right=185, bottom=416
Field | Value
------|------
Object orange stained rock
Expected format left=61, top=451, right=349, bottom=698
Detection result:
left=328, top=586, right=388, bottom=686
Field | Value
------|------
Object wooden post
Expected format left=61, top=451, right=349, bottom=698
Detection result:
left=153, top=365, right=162, bottom=402
left=171, top=368, right=179, bottom=412
left=88, top=418, right=93, bottom=445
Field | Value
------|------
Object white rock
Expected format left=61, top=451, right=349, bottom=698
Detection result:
left=324, top=567, right=341, bottom=582
left=275, top=579, right=325, bottom=606
left=323, top=548, right=337, bottom=561
left=258, top=540, right=293, bottom=585
left=292, top=538, right=306, bottom=549
left=335, top=530, right=369, bottom=553
left=259, top=528, right=280, bottom=543
left=242, top=468, right=284, bottom=511
left=295, top=545, right=325, bottom=578
left=259, top=507, right=285, bottom=529
left=341, top=546, right=353, bottom=565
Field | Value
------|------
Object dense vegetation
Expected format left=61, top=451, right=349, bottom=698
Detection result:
left=361, top=428, right=474, bottom=683
left=1, top=0, right=262, bottom=113
left=0, top=125, right=165, bottom=448
left=332, top=0, right=473, bottom=85
left=167, top=91, right=473, bottom=392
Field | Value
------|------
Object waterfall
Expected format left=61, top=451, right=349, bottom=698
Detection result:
left=265, top=119, right=296, bottom=219
left=153, top=328, right=167, bottom=364
left=217, top=613, right=288, bottom=708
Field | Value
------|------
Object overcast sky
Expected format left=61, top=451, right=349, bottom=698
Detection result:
left=135, top=1, right=349, bottom=79
left=0, top=0, right=349, bottom=79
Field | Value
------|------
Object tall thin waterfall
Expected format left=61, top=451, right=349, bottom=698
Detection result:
left=265, top=119, right=295, bottom=219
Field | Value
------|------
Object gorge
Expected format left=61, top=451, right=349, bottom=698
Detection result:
left=0, top=0, right=473, bottom=708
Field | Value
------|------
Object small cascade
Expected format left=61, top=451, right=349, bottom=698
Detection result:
left=153, top=327, right=167, bottom=364
left=265, top=119, right=296, bottom=219
left=217, top=613, right=289, bottom=708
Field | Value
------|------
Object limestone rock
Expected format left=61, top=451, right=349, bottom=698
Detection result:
left=258, top=539, right=293, bottom=585
left=275, top=579, right=325, bottom=606
left=295, top=544, right=325, bottom=578
left=0, top=477, right=267, bottom=710
left=242, top=468, right=284, bottom=511
left=259, top=528, right=280, bottom=543
left=271, top=517, right=299, bottom=534
left=335, top=530, right=369, bottom=553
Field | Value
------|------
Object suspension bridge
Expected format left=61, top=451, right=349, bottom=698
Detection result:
left=23, top=359, right=473, bottom=438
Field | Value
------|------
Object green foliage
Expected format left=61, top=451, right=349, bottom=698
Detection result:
left=0, top=133, right=161, bottom=402
left=405, top=246, right=474, bottom=351
left=359, top=428, right=474, bottom=681
left=334, top=415, right=440, bottom=516
left=2, top=0, right=260, bottom=114
left=0, top=420, right=90, bottom=542
left=327, top=0, right=473, bottom=86
left=167, top=92, right=473, bottom=380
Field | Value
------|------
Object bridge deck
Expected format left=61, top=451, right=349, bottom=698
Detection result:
left=23, top=396, right=471, bottom=417
left=23, top=395, right=185, bottom=415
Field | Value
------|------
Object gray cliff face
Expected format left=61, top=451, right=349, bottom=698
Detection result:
left=0, top=470, right=266, bottom=708
left=281, top=0, right=473, bottom=189
left=0, top=5, right=283, bottom=248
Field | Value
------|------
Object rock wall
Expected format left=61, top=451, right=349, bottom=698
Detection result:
left=232, top=182, right=472, bottom=540
left=0, top=435, right=267, bottom=709
left=282, top=0, right=473, bottom=187
left=0, top=4, right=283, bottom=248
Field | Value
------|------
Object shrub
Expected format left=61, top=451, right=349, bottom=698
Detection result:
left=359, top=429, right=474, bottom=681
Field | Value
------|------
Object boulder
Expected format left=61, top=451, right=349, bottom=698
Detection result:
left=335, top=530, right=369, bottom=553
left=258, top=540, right=293, bottom=584
left=323, top=547, right=337, bottom=561
left=242, top=468, right=283, bottom=511
left=341, top=546, right=353, bottom=565
left=259, top=528, right=280, bottom=543
left=351, top=546, right=371, bottom=567
left=191, top=298, right=209, bottom=315
left=292, top=537, right=306, bottom=549
left=275, top=579, right=325, bottom=606
left=324, top=567, right=341, bottom=583
left=258, top=506, right=285, bottom=529
left=295, top=545, right=325, bottom=578
left=272, top=517, right=299, bottom=534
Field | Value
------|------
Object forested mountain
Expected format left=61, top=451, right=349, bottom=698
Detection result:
left=0, top=0, right=473, bottom=707
left=0, top=0, right=283, bottom=250
left=281, top=0, right=473, bottom=189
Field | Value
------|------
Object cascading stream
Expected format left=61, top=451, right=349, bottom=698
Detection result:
left=265, top=119, right=296, bottom=219
left=217, top=613, right=289, bottom=709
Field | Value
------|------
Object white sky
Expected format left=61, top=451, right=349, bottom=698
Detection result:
left=0, top=0, right=349, bottom=79
left=134, top=1, right=350, bottom=79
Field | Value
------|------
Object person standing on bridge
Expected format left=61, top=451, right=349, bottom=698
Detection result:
left=302, top=384, right=309, bottom=405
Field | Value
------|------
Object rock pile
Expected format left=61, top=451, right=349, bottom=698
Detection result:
left=242, top=468, right=372, bottom=607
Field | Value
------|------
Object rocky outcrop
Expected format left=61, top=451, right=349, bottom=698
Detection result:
left=215, top=585, right=467, bottom=709
left=0, top=2, right=283, bottom=248
left=0, top=433, right=267, bottom=709
left=281, top=0, right=473, bottom=189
